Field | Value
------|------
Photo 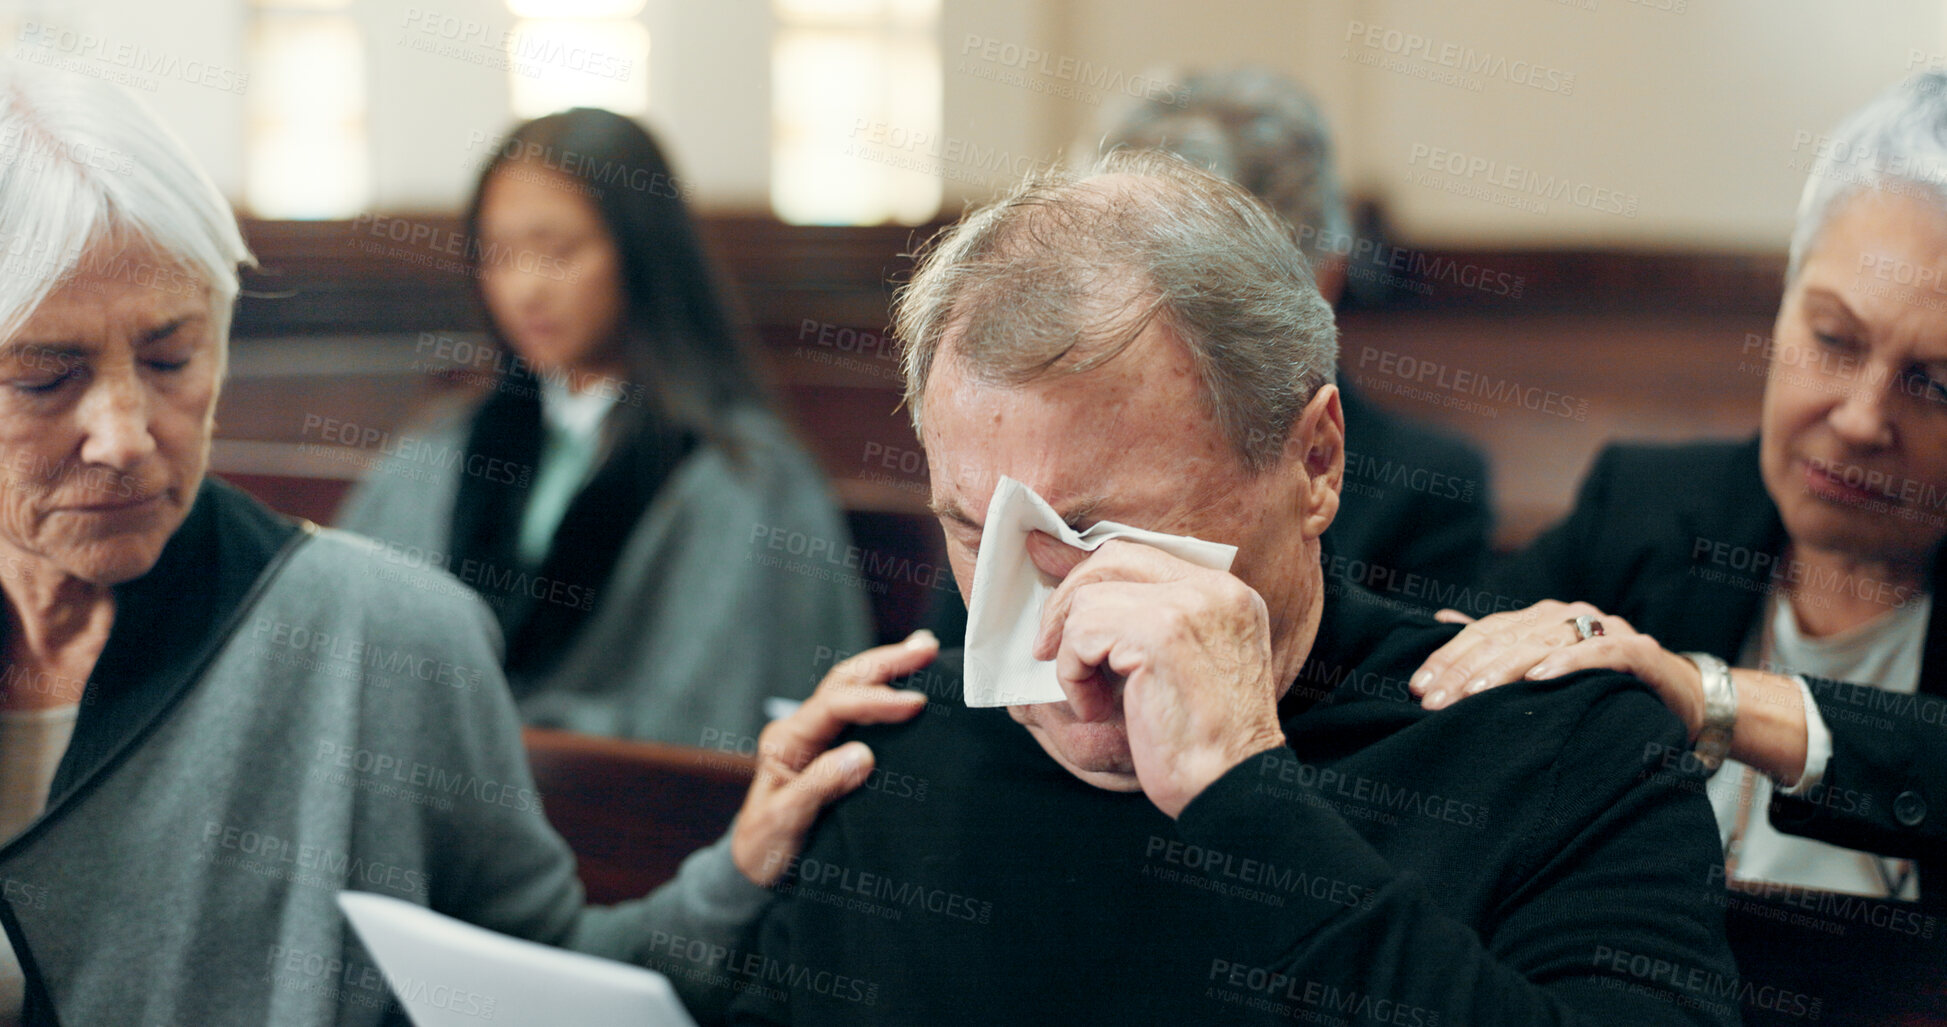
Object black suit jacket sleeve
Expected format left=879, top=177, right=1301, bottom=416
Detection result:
left=1171, top=678, right=1737, bottom=1027
left=1769, top=679, right=1947, bottom=861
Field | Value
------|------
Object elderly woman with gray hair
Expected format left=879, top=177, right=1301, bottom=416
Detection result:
left=0, top=65, right=926, bottom=1026
left=1409, top=71, right=1947, bottom=1019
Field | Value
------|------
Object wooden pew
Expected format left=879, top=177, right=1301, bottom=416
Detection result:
left=522, top=728, right=754, bottom=903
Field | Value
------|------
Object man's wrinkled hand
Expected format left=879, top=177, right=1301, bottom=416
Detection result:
left=1027, top=533, right=1286, bottom=819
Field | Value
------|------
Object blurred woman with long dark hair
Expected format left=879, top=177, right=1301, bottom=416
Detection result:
left=342, top=109, right=871, bottom=746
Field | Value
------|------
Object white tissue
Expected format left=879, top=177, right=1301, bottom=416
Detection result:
left=962, top=476, right=1238, bottom=707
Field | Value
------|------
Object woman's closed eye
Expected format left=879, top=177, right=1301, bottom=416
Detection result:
left=1904, top=365, right=1947, bottom=405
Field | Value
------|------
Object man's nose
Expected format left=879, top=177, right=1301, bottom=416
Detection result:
left=1025, top=530, right=1088, bottom=580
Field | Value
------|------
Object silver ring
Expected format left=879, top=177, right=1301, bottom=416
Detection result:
left=1569, top=615, right=1604, bottom=642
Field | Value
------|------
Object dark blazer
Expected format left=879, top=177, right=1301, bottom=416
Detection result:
left=1482, top=437, right=1947, bottom=903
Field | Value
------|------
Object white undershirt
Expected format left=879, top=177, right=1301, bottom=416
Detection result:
left=1707, top=592, right=1930, bottom=899
left=0, top=703, right=80, bottom=1026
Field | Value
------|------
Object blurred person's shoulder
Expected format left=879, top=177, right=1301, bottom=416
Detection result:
left=1338, top=382, right=1488, bottom=478
left=1589, top=436, right=1759, bottom=503
left=384, top=391, right=482, bottom=448
left=673, top=403, right=852, bottom=524
left=715, top=404, right=833, bottom=481
left=1567, top=435, right=1769, bottom=553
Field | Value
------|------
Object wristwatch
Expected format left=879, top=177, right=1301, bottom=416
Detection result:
left=1679, top=651, right=1737, bottom=776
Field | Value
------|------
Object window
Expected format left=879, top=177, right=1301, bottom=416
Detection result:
left=772, top=0, right=941, bottom=225
left=504, top=0, right=649, bottom=119
left=246, top=0, right=369, bottom=218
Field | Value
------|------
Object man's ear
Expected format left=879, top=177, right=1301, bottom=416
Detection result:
left=1284, top=383, right=1344, bottom=541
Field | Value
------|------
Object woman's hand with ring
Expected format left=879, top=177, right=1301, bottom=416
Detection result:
left=1411, top=600, right=1703, bottom=733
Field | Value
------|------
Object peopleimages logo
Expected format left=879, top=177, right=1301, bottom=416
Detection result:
left=1209, top=961, right=1444, bottom=1026
left=1342, top=21, right=1576, bottom=95
left=14, top=22, right=250, bottom=94
left=1292, top=225, right=1526, bottom=299
left=398, top=7, right=633, bottom=82
left=463, top=131, right=685, bottom=199
left=956, top=34, right=1184, bottom=106
left=846, top=119, right=1056, bottom=188
left=1405, top=144, right=1639, bottom=218
left=1354, top=346, right=1591, bottom=421
left=0, top=123, right=133, bottom=175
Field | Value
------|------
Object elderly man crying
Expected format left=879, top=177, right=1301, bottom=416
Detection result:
left=726, top=151, right=1740, bottom=1027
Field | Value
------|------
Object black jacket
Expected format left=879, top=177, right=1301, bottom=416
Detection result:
left=1483, top=437, right=1947, bottom=900
left=727, top=585, right=1739, bottom=1026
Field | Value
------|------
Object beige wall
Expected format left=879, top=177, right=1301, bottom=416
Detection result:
left=13, top=0, right=1947, bottom=247
left=1037, top=0, right=1947, bottom=249
left=4, top=0, right=250, bottom=197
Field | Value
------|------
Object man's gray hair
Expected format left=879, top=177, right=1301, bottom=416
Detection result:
left=1790, top=70, right=1947, bottom=281
left=1094, top=67, right=1351, bottom=266
left=894, top=148, right=1337, bottom=473
left=0, top=63, right=251, bottom=342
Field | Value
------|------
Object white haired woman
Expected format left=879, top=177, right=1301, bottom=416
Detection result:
left=1407, top=71, right=1947, bottom=1020
left=0, top=65, right=927, bottom=1026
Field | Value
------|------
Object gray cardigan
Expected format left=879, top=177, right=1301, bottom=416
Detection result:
left=338, top=402, right=873, bottom=749
left=0, top=496, right=768, bottom=1025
